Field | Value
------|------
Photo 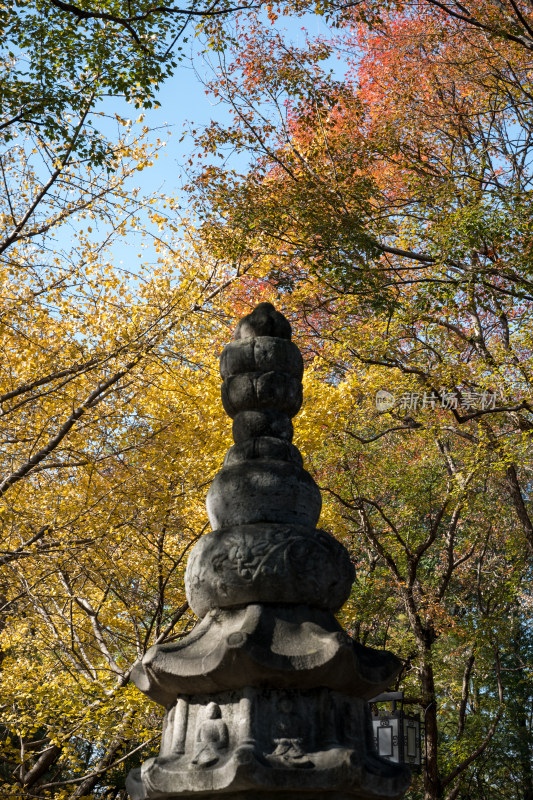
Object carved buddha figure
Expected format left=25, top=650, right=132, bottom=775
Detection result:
left=191, top=703, right=229, bottom=768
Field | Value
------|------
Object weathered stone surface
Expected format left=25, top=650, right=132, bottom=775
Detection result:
left=126, top=303, right=410, bottom=800
left=223, top=438, right=302, bottom=468
left=126, top=687, right=410, bottom=800
left=221, top=371, right=303, bottom=419
left=232, top=410, right=293, bottom=443
left=206, top=463, right=321, bottom=530
left=220, top=337, right=303, bottom=381
left=185, top=524, right=353, bottom=616
left=234, top=302, right=292, bottom=341
left=130, top=605, right=402, bottom=706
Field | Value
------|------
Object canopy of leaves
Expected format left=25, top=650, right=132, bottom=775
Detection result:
left=1, top=1, right=533, bottom=799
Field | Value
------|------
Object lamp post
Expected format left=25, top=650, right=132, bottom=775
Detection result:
left=370, top=692, right=423, bottom=771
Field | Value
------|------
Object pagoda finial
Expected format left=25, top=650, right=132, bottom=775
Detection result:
left=234, top=301, right=292, bottom=340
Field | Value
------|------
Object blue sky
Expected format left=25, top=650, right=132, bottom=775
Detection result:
left=78, top=13, right=338, bottom=272
left=130, top=13, right=334, bottom=195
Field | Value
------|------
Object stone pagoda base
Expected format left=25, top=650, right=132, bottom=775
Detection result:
left=127, top=686, right=408, bottom=800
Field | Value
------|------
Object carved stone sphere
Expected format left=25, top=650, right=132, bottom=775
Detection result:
left=185, top=523, right=355, bottom=616
left=232, top=410, right=293, bottom=443
left=221, top=371, right=303, bottom=418
left=220, top=337, right=303, bottom=381
left=206, top=461, right=322, bottom=530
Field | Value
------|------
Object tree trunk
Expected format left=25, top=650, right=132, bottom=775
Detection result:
left=22, top=744, right=62, bottom=788
left=421, top=650, right=441, bottom=800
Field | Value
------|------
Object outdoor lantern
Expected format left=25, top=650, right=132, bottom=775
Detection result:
left=370, top=691, right=423, bottom=771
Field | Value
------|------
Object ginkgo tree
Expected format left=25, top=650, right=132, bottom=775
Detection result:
left=0, top=161, right=244, bottom=792
left=0, top=0, right=336, bottom=560
left=0, top=282, right=234, bottom=798
left=0, top=0, right=267, bottom=792
left=295, top=300, right=532, bottom=800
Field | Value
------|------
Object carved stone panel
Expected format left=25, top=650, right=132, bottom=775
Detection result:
left=126, top=687, right=410, bottom=800
left=185, top=524, right=354, bottom=617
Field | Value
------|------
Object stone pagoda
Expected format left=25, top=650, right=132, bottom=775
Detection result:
left=126, top=302, right=410, bottom=800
